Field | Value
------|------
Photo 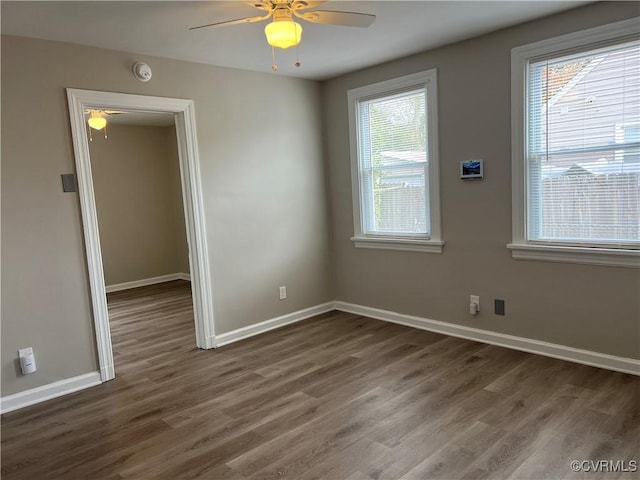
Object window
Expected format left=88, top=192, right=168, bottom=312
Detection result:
left=510, top=18, right=640, bottom=267
left=348, top=70, right=442, bottom=253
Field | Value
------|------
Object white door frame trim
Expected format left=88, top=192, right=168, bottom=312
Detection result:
left=66, top=88, right=216, bottom=382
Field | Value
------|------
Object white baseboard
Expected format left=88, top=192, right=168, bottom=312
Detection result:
left=335, top=301, right=640, bottom=376
left=4, top=300, right=636, bottom=415
left=214, top=302, right=335, bottom=348
left=106, top=272, right=191, bottom=293
left=0, top=372, right=102, bottom=414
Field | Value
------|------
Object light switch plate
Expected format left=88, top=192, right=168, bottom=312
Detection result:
left=61, top=174, right=77, bottom=193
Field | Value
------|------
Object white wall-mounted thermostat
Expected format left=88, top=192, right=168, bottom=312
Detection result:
left=460, top=159, right=483, bottom=179
left=133, top=62, right=152, bottom=82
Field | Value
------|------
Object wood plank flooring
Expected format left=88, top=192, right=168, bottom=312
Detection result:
left=1, top=280, right=638, bottom=479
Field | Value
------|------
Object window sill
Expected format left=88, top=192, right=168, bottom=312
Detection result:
left=507, top=243, right=639, bottom=268
left=351, top=236, right=444, bottom=253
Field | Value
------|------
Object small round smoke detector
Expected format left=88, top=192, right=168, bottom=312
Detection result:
left=133, top=62, right=152, bottom=82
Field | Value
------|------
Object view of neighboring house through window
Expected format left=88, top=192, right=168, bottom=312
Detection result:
left=348, top=70, right=442, bottom=252
left=526, top=38, right=640, bottom=247
left=510, top=19, right=639, bottom=266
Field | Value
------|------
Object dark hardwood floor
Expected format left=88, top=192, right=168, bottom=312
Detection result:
left=1, top=280, right=638, bottom=479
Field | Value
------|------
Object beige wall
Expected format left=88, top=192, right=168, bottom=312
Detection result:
left=166, top=129, right=191, bottom=274
left=323, top=2, right=640, bottom=359
left=89, top=124, right=189, bottom=286
left=1, top=36, right=332, bottom=396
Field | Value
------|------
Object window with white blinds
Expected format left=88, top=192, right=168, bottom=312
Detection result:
left=527, top=40, right=640, bottom=247
left=348, top=70, right=442, bottom=253
left=510, top=18, right=640, bottom=267
left=357, top=89, right=428, bottom=235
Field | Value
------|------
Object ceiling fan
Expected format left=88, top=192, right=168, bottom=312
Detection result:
left=84, top=109, right=126, bottom=140
left=190, top=0, right=376, bottom=70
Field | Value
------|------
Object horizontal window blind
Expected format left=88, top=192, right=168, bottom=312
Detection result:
left=527, top=39, right=640, bottom=247
left=357, top=88, right=429, bottom=236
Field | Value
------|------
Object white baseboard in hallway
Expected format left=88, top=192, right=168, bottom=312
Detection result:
left=1, top=301, right=334, bottom=413
left=106, top=273, right=191, bottom=293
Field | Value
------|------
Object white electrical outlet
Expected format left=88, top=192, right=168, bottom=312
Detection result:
left=279, top=286, right=287, bottom=300
left=470, top=295, right=480, bottom=315
left=18, top=347, right=37, bottom=374
left=470, top=295, right=480, bottom=309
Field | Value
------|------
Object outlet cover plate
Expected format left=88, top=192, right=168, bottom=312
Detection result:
left=470, top=295, right=480, bottom=311
left=18, top=347, right=33, bottom=358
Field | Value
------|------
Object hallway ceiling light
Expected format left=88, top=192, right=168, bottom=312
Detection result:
left=86, top=109, right=109, bottom=141
left=84, top=109, right=126, bottom=141
left=87, top=110, right=107, bottom=131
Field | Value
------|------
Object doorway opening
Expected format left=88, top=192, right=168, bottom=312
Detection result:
left=67, top=89, right=216, bottom=382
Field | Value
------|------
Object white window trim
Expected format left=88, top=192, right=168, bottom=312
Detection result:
left=348, top=70, right=443, bottom=254
left=510, top=17, right=640, bottom=268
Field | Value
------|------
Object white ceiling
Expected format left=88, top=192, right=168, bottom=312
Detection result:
left=104, top=110, right=176, bottom=126
left=2, top=1, right=591, bottom=80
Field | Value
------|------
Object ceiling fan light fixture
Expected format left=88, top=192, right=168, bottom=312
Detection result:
left=265, top=19, right=302, bottom=49
left=87, top=110, right=107, bottom=130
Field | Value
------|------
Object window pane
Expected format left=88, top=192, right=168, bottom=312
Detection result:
left=373, top=163, right=427, bottom=233
left=359, top=90, right=428, bottom=235
left=527, top=40, right=640, bottom=245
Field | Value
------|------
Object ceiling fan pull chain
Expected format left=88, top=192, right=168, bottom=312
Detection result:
left=271, top=45, right=278, bottom=71
left=295, top=34, right=301, bottom=68
left=104, top=125, right=108, bottom=140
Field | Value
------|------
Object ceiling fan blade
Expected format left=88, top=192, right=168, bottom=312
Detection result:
left=291, top=1, right=327, bottom=10
left=84, top=109, right=127, bottom=116
left=294, top=10, right=375, bottom=28
left=245, top=2, right=272, bottom=12
left=189, top=14, right=271, bottom=31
